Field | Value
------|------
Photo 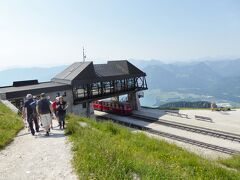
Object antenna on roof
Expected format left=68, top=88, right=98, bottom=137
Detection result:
left=83, top=46, right=86, bottom=62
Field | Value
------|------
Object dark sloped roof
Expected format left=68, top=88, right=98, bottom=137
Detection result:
left=0, top=82, right=71, bottom=99
left=51, top=60, right=146, bottom=85
left=51, top=61, right=95, bottom=84
left=95, top=60, right=145, bottom=77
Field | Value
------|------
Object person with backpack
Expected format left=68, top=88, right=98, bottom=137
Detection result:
left=37, top=93, right=55, bottom=136
left=22, top=94, right=39, bottom=135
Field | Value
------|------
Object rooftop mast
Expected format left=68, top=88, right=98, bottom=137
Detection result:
left=83, top=46, right=86, bottom=62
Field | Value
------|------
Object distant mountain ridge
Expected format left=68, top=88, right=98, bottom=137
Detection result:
left=142, top=60, right=240, bottom=90
left=130, top=59, right=240, bottom=105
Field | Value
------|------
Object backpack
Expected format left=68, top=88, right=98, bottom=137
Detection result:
left=29, top=100, right=37, bottom=115
left=38, top=99, right=51, bottom=114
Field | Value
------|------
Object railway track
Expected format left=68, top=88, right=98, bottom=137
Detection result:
left=131, top=114, right=240, bottom=143
left=96, top=114, right=240, bottom=155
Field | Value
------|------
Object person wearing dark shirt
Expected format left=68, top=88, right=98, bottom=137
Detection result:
left=22, top=94, right=39, bottom=135
left=37, top=93, right=54, bottom=136
left=57, top=96, right=68, bottom=129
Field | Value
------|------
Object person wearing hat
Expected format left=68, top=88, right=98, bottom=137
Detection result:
left=37, top=93, right=54, bottom=136
left=22, top=94, right=39, bottom=135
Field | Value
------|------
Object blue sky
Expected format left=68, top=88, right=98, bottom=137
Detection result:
left=0, top=0, right=240, bottom=69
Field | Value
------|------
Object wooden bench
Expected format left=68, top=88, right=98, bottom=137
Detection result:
left=195, top=115, right=213, bottom=123
left=165, top=110, right=189, bottom=118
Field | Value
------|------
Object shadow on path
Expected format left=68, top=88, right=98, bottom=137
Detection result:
left=17, top=132, right=31, bottom=137
left=35, top=132, right=65, bottom=139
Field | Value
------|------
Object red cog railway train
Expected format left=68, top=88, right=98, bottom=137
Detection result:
left=93, top=99, right=133, bottom=115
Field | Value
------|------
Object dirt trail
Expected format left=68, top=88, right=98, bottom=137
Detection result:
left=0, top=120, right=77, bottom=180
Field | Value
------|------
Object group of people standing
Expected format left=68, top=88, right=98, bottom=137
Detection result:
left=22, top=93, right=68, bottom=136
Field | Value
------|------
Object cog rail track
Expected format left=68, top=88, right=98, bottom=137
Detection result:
left=132, top=114, right=240, bottom=143
left=96, top=115, right=240, bottom=155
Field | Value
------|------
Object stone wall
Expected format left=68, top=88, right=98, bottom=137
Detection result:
left=0, top=100, right=19, bottom=114
left=128, top=92, right=141, bottom=110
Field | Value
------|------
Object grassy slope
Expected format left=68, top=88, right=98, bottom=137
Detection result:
left=0, top=103, right=23, bottom=149
left=66, top=115, right=240, bottom=179
left=219, top=155, right=240, bottom=171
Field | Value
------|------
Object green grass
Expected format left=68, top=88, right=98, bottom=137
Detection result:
left=66, top=114, right=240, bottom=179
left=219, top=155, right=240, bottom=171
left=0, top=102, right=23, bottom=149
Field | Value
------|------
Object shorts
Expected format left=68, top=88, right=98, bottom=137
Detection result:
left=40, top=114, right=51, bottom=128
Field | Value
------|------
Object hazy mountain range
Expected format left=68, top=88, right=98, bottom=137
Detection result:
left=131, top=59, right=240, bottom=106
left=1, top=59, right=240, bottom=107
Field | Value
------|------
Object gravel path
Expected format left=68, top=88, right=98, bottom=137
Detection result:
left=0, top=120, right=78, bottom=180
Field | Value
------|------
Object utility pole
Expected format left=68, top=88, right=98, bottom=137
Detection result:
left=83, top=46, right=86, bottom=62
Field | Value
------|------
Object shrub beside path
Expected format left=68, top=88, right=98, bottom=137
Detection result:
left=0, top=120, right=77, bottom=180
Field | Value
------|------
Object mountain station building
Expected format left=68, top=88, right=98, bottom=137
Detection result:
left=0, top=60, right=148, bottom=116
